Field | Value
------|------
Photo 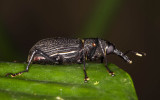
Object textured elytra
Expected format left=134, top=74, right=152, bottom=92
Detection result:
left=28, top=38, right=84, bottom=64
left=30, top=38, right=82, bottom=55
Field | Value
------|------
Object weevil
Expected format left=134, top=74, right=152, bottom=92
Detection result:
left=6, top=37, right=146, bottom=82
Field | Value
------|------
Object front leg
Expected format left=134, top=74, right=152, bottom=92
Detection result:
left=104, top=57, right=115, bottom=76
left=98, top=39, right=115, bottom=76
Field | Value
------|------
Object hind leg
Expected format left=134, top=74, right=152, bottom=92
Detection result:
left=5, top=49, right=55, bottom=77
left=6, top=50, right=37, bottom=77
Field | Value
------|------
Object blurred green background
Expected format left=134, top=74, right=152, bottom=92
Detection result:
left=0, top=0, right=158, bottom=100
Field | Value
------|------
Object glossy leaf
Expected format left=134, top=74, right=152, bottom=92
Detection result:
left=0, top=62, right=137, bottom=100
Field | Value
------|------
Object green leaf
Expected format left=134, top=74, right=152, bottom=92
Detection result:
left=0, top=62, right=137, bottom=100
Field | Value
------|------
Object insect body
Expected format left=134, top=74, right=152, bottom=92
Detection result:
left=6, top=37, right=145, bottom=82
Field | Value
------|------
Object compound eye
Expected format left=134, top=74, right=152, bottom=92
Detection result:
left=92, top=43, right=96, bottom=47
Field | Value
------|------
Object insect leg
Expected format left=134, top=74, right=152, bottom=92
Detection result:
left=5, top=50, right=37, bottom=77
left=104, top=57, right=115, bottom=76
left=83, top=51, right=89, bottom=83
left=5, top=49, right=56, bottom=77
left=98, top=39, right=115, bottom=76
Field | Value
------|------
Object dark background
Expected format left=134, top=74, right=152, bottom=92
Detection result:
left=0, top=0, right=159, bottom=100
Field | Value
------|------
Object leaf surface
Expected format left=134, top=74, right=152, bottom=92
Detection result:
left=0, top=62, right=137, bottom=100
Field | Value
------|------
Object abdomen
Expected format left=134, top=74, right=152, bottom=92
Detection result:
left=28, top=37, right=83, bottom=64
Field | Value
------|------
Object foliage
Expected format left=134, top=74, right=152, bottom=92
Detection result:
left=0, top=62, right=137, bottom=100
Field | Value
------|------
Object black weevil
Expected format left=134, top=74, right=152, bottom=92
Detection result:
left=6, top=37, right=146, bottom=82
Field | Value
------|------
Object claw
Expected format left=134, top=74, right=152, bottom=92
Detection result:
left=5, top=72, right=22, bottom=77
left=5, top=73, right=13, bottom=77
left=84, top=80, right=88, bottom=83
left=84, top=77, right=90, bottom=83
left=109, top=72, right=115, bottom=76
left=11, top=74, right=16, bottom=77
